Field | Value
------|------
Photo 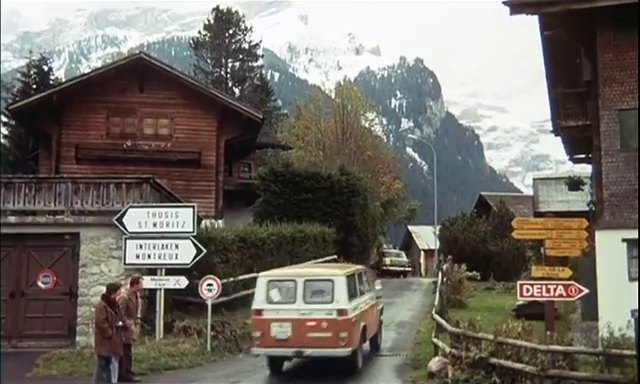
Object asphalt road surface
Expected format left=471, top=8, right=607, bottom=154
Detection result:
left=149, top=277, right=434, bottom=384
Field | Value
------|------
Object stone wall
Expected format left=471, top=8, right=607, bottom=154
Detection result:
left=76, top=226, right=128, bottom=346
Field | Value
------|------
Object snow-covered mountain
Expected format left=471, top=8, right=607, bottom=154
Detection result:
left=0, top=1, right=589, bottom=191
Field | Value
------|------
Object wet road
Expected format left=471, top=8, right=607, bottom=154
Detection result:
left=149, top=277, right=434, bottom=384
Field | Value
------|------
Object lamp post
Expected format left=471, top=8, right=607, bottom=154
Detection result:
left=406, top=134, right=438, bottom=263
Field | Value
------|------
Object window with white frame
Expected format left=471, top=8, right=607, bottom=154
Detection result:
left=625, top=239, right=638, bottom=281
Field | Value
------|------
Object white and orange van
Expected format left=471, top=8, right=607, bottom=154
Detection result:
left=250, top=263, right=384, bottom=375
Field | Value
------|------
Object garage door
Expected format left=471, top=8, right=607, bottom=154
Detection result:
left=1, top=233, right=79, bottom=348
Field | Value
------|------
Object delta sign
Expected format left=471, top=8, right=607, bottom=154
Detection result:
left=517, top=281, right=589, bottom=302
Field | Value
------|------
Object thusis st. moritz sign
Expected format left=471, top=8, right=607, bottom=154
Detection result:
left=113, top=203, right=198, bottom=236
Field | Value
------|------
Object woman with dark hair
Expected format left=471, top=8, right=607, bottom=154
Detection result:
left=93, top=282, right=125, bottom=384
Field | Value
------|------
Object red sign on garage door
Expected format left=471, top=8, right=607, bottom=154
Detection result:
left=36, top=269, right=58, bottom=291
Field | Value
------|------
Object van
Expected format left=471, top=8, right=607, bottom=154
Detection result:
left=250, top=263, right=384, bottom=375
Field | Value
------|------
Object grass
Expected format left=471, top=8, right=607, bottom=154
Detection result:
left=30, top=305, right=252, bottom=378
left=409, top=304, right=436, bottom=383
left=29, top=336, right=225, bottom=378
left=450, top=282, right=575, bottom=342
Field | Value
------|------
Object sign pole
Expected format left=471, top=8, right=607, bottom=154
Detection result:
left=206, top=299, right=212, bottom=352
left=155, top=268, right=166, bottom=341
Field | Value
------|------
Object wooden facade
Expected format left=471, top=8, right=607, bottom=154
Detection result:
left=6, top=52, right=264, bottom=219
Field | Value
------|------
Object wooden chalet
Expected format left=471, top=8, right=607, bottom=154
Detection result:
left=0, top=52, right=272, bottom=348
left=472, top=192, right=534, bottom=219
left=504, top=0, right=638, bottom=337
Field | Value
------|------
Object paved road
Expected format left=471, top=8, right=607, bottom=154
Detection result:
left=148, top=277, right=434, bottom=384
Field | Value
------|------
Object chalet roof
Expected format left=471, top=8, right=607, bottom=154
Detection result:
left=7, top=52, right=263, bottom=123
left=474, top=192, right=534, bottom=217
left=503, top=0, right=637, bottom=15
left=405, top=225, right=440, bottom=251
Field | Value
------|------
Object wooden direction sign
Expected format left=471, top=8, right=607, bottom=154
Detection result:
left=545, top=239, right=588, bottom=250
left=512, top=229, right=589, bottom=240
left=122, top=236, right=206, bottom=269
left=114, top=203, right=198, bottom=236
left=511, top=218, right=588, bottom=231
left=517, top=281, right=589, bottom=302
left=531, top=265, right=573, bottom=279
left=545, top=248, right=583, bottom=258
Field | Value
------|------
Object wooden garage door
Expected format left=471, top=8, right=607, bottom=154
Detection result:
left=1, top=233, right=79, bottom=348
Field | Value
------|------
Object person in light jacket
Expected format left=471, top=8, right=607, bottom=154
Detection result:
left=93, top=282, right=125, bottom=384
left=117, top=275, right=143, bottom=383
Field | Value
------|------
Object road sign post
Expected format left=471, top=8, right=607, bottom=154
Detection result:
left=511, top=217, right=589, bottom=338
left=198, top=275, right=222, bottom=352
left=114, top=203, right=204, bottom=341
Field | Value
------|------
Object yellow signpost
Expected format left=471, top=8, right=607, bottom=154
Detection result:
left=545, top=248, right=583, bottom=257
left=531, top=265, right=573, bottom=279
left=544, top=239, right=588, bottom=250
left=511, top=229, right=589, bottom=240
left=511, top=217, right=589, bottom=230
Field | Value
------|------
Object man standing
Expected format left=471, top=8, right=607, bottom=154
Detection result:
left=93, top=282, right=124, bottom=384
left=117, top=275, right=143, bottom=383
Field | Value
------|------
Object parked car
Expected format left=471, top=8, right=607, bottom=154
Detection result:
left=377, top=249, right=413, bottom=278
left=250, top=263, right=384, bottom=375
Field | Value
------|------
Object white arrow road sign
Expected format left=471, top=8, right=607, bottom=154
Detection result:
left=114, top=203, right=198, bottom=236
left=123, top=236, right=207, bottom=268
left=142, top=275, right=189, bottom=289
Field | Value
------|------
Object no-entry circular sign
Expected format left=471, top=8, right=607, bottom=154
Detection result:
left=36, top=269, right=57, bottom=291
left=198, top=275, right=222, bottom=301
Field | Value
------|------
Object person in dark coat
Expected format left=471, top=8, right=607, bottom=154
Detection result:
left=93, top=282, right=125, bottom=384
left=117, top=275, right=143, bottom=383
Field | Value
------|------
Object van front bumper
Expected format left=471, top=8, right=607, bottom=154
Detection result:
left=251, top=347, right=353, bottom=358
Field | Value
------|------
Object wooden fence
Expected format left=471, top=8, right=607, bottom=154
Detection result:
left=431, top=272, right=638, bottom=384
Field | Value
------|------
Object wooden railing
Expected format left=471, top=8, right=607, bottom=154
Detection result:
left=555, top=88, right=593, bottom=127
left=1, top=175, right=183, bottom=216
left=431, top=272, right=637, bottom=383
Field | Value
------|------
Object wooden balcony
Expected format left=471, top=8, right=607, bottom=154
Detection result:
left=555, top=88, right=592, bottom=128
left=1, top=175, right=183, bottom=223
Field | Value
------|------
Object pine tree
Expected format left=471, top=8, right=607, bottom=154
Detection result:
left=189, top=5, right=284, bottom=132
left=1, top=52, right=60, bottom=174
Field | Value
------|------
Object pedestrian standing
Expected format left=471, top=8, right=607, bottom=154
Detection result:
left=117, top=275, right=143, bottom=383
left=93, top=282, right=125, bottom=384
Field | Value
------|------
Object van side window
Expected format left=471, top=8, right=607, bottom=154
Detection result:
left=266, top=280, right=297, bottom=304
left=347, top=274, right=359, bottom=301
left=357, top=272, right=370, bottom=294
left=304, top=279, right=334, bottom=304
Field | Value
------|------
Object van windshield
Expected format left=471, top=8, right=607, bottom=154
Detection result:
left=303, top=279, right=334, bottom=304
left=266, top=280, right=296, bottom=304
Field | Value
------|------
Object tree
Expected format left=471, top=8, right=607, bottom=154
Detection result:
left=190, top=5, right=284, bottom=131
left=438, top=201, right=529, bottom=281
left=253, top=160, right=380, bottom=264
left=279, top=79, right=412, bottom=225
left=1, top=53, right=60, bottom=175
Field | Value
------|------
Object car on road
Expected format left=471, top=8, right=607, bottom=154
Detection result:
left=376, top=249, right=412, bottom=278
left=250, top=263, right=384, bottom=375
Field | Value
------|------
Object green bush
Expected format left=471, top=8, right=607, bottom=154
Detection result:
left=253, top=161, right=380, bottom=264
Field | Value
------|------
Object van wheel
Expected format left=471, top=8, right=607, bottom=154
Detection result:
left=369, top=324, right=382, bottom=353
left=348, top=335, right=365, bottom=372
left=267, top=357, right=285, bottom=375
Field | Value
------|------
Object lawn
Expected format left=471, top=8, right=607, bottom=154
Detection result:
left=30, top=306, right=251, bottom=378
left=449, top=282, right=575, bottom=343
left=409, top=304, right=435, bottom=383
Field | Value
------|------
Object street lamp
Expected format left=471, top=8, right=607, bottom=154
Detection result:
left=406, top=134, right=439, bottom=265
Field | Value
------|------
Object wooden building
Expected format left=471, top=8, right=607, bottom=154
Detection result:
left=399, top=225, right=440, bottom=278
left=504, top=0, right=638, bottom=337
left=0, top=52, right=270, bottom=348
left=472, top=192, right=534, bottom=219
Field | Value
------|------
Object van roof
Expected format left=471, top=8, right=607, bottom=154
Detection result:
left=258, top=263, right=366, bottom=278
